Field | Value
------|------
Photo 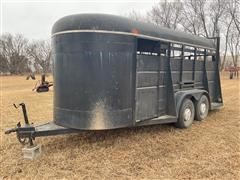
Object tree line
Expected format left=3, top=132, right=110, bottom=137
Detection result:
left=128, top=0, right=240, bottom=70
left=0, top=33, right=52, bottom=75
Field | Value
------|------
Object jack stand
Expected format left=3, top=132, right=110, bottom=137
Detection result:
left=22, top=144, right=42, bottom=160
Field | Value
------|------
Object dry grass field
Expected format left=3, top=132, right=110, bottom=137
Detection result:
left=0, top=74, right=239, bottom=179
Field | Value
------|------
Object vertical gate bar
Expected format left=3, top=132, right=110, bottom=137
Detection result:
left=180, top=45, right=184, bottom=89
left=214, top=37, right=223, bottom=102
left=167, top=43, right=171, bottom=115
left=203, top=49, right=209, bottom=92
left=156, top=42, right=161, bottom=117
left=166, top=43, right=176, bottom=116
left=192, top=47, right=197, bottom=84
left=133, top=38, right=138, bottom=123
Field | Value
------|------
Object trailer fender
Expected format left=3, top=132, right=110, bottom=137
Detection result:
left=174, top=90, right=209, bottom=117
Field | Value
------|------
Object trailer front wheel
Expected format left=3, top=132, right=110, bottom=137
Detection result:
left=176, top=98, right=195, bottom=128
left=195, top=95, right=209, bottom=121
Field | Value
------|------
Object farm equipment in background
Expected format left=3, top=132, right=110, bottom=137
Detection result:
left=32, top=74, right=53, bottom=92
left=224, top=66, right=240, bottom=79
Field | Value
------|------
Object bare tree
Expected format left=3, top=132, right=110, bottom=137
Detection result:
left=147, top=0, right=183, bottom=30
left=27, top=40, right=52, bottom=74
left=228, top=0, right=240, bottom=33
left=228, top=27, right=240, bottom=68
left=220, top=16, right=234, bottom=70
left=180, top=0, right=205, bottom=36
left=180, top=0, right=210, bottom=37
left=0, top=33, right=30, bottom=74
left=194, top=0, right=209, bottom=37
left=0, top=54, right=8, bottom=73
left=180, top=0, right=226, bottom=38
left=221, top=0, right=240, bottom=70
left=209, top=0, right=227, bottom=37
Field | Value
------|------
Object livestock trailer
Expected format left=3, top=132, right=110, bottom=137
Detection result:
left=6, top=14, right=223, bottom=146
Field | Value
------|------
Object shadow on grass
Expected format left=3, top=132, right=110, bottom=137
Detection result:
left=43, top=110, right=222, bottom=150
left=42, top=123, right=177, bottom=152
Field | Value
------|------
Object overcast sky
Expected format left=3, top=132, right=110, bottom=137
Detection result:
left=1, top=0, right=158, bottom=40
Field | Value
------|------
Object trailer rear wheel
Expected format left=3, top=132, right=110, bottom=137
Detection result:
left=195, top=95, right=209, bottom=121
left=176, top=98, right=195, bottom=128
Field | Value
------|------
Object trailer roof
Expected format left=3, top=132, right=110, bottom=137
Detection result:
left=52, top=14, right=216, bottom=50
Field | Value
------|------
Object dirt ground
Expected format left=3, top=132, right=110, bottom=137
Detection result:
left=0, top=74, right=239, bottom=179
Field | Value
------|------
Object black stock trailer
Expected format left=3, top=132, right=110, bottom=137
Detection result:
left=6, top=14, right=223, bottom=149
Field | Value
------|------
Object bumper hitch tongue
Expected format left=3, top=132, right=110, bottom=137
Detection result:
left=6, top=103, right=79, bottom=147
left=5, top=103, right=35, bottom=146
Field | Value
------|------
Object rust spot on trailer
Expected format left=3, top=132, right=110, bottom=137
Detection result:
left=131, top=28, right=140, bottom=35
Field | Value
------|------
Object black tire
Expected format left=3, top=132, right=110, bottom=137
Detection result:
left=195, top=95, right=209, bottom=121
left=175, top=98, right=195, bottom=128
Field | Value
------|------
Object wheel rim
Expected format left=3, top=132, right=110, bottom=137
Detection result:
left=200, top=103, right=206, bottom=115
left=184, top=108, right=192, bottom=122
